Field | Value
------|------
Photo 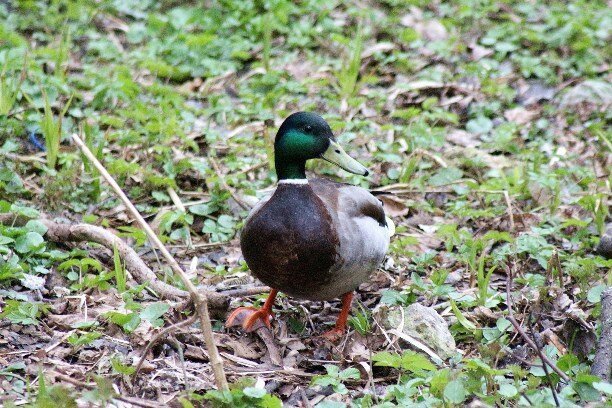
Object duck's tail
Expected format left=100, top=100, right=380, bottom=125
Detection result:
left=385, top=217, right=396, bottom=238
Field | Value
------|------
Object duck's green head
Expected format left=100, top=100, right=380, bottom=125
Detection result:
left=274, top=112, right=369, bottom=180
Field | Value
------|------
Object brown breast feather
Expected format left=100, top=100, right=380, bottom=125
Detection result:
left=240, top=183, right=340, bottom=299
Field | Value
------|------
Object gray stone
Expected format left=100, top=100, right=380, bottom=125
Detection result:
left=382, top=303, right=456, bottom=359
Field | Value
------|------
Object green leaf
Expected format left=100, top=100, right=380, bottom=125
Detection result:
left=315, top=402, right=346, bottom=408
left=189, top=203, right=214, bottom=216
left=399, top=351, right=436, bottom=372
left=111, top=357, right=136, bottom=375
left=573, top=381, right=600, bottom=402
left=338, top=367, right=360, bottom=381
left=14, top=231, right=45, bottom=253
left=380, top=289, right=406, bottom=305
left=587, top=284, right=606, bottom=303
left=243, top=386, right=266, bottom=398
left=557, top=354, right=579, bottom=372
left=0, top=235, right=14, bottom=245
left=429, top=167, right=463, bottom=187
left=25, top=220, right=48, bottom=235
left=140, top=302, right=170, bottom=326
left=372, top=351, right=401, bottom=368
left=443, top=379, right=466, bottom=404
left=593, top=382, right=612, bottom=395
left=450, top=299, right=477, bottom=330
left=466, top=116, right=493, bottom=134
left=498, top=383, right=518, bottom=398
left=113, top=245, right=126, bottom=293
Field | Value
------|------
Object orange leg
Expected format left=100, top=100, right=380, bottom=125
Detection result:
left=320, top=292, right=354, bottom=341
left=225, top=289, right=278, bottom=332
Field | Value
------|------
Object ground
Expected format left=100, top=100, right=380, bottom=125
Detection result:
left=0, top=0, right=611, bottom=407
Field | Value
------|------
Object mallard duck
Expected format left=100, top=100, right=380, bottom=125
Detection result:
left=226, top=112, right=393, bottom=339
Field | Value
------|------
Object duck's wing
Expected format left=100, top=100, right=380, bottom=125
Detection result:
left=309, top=178, right=389, bottom=229
left=310, top=178, right=391, bottom=292
left=243, top=188, right=275, bottom=225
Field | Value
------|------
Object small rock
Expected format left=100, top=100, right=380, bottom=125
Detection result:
left=517, top=81, right=556, bottom=106
left=381, top=303, right=456, bottom=359
left=559, top=80, right=612, bottom=108
left=595, top=223, right=612, bottom=259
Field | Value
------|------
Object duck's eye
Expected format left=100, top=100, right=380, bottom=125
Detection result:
left=305, top=125, right=312, bottom=132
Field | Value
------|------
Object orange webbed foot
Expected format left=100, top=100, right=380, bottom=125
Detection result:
left=318, top=292, right=354, bottom=342
left=226, top=289, right=278, bottom=332
left=318, top=327, right=347, bottom=342
left=225, top=306, right=273, bottom=332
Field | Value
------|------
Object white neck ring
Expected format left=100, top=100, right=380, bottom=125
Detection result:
left=278, top=179, right=309, bottom=185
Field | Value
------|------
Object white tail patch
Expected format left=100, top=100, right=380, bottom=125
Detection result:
left=386, top=217, right=396, bottom=237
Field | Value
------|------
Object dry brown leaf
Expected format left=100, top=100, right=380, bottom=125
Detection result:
left=504, top=107, right=539, bottom=125
left=378, top=195, right=409, bottom=217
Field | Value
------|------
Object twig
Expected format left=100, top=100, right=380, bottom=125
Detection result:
left=234, top=161, right=268, bottom=176
left=71, top=133, right=229, bottom=391
left=527, top=314, right=560, bottom=406
left=167, top=337, right=189, bottom=390
left=503, top=190, right=515, bottom=232
left=51, top=371, right=162, bottom=408
left=167, top=186, right=193, bottom=248
left=0, top=151, right=46, bottom=163
left=506, top=316, right=569, bottom=382
left=413, top=148, right=448, bottom=168
left=591, top=288, right=612, bottom=381
left=134, top=315, right=198, bottom=378
left=220, top=286, right=271, bottom=297
left=505, top=268, right=570, bottom=382
left=208, top=153, right=250, bottom=210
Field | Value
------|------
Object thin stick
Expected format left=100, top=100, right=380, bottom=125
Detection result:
left=506, top=316, right=569, bottom=382
left=527, top=314, right=560, bottom=406
left=505, top=268, right=570, bottom=382
left=51, top=371, right=162, bottom=408
left=208, top=153, right=250, bottom=210
left=503, top=190, right=515, bottom=231
left=413, top=148, right=448, bottom=168
left=167, top=186, right=193, bottom=248
left=220, top=286, right=270, bottom=297
left=71, top=133, right=228, bottom=390
left=134, top=315, right=198, bottom=378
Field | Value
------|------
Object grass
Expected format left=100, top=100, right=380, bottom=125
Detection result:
left=32, top=89, right=73, bottom=169
left=0, top=60, right=23, bottom=115
left=0, top=0, right=610, bottom=406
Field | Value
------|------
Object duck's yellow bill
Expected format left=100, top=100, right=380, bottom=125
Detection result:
left=321, top=139, right=369, bottom=176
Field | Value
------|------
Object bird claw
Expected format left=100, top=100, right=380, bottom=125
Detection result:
left=226, top=306, right=273, bottom=332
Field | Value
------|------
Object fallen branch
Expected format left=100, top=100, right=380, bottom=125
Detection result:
left=591, top=288, right=612, bottom=381
left=0, top=213, right=228, bottom=310
left=72, top=133, right=229, bottom=390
